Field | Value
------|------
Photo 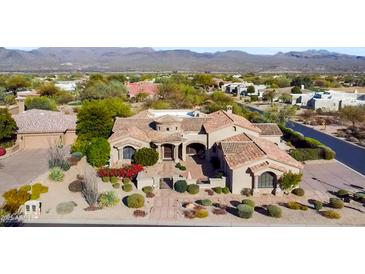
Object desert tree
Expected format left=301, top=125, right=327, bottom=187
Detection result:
left=340, top=105, right=365, bottom=129
left=82, top=165, right=99, bottom=210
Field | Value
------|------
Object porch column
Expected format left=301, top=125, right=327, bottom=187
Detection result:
left=252, top=175, right=259, bottom=196
left=174, top=144, right=179, bottom=163
left=182, top=143, right=186, bottom=161
left=157, top=144, right=162, bottom=163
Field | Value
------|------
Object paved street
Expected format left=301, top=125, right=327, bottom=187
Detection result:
left=0, top=149, right=49, bottom=194
left=287, top=121, right=365, bottom=175
left=302, top=161, right=365, bottom=194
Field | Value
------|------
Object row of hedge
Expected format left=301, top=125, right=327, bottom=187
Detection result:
left=280, top=125, right=336, bottom=161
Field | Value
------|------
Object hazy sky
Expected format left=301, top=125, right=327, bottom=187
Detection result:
left=5, top=47, right=365, bottom=56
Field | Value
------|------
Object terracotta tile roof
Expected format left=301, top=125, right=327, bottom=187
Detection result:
left=203, top=110, right=261, bottom=133
left=254, top=123, right=283, bottom=136
left=249, top=161, right=287, bottom=173
left=220, top=133, right=303, bottom=169
left=13, top=109, right=76, bottom=134
left=181, top=118, right=210, bottom=132
left=127, top=82, right=159, bottom=97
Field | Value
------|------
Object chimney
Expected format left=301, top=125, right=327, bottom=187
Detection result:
left=226, top=105, right=232, bottom=114
left=16, top=97, right=25, bottom=113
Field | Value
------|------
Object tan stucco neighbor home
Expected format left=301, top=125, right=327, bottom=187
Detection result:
left=108, top=106, right=303, bottom=195
left=13, top=109, right=77, bottom=149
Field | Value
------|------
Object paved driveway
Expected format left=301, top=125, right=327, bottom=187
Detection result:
left=302, top=161, right=365, bottom=194
left=0, top=149, right=49, bottom=194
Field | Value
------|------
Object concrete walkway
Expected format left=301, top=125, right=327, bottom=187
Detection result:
left=0, top=149, right=48, bottom=193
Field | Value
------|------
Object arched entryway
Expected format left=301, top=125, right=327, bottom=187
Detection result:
left=258, top=172, right=277, bottom=188
left=162, top=144, right=174, bottom=160
left=119, top=146, right=136, bottom=160
left=186, top=143, right=206, bottom=158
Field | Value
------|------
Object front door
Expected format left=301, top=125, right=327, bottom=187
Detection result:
left=163, top=144, right=174, bottom=160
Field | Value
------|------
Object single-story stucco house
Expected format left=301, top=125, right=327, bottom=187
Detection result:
left=13, top=109, right=77, bottom=149
left=108, top=106, right=303, bottom=195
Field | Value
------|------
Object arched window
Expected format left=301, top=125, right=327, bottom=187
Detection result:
left=122, top=146, right=136, bottom=160
left=258, top=172, right=276, bottom=188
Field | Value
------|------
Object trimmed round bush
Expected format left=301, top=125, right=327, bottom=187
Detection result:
left=241, top=199, right=255, bottom=208
left=292, top=188, right=305, bottom=196
left=312, top=200, right=323, bottom=210
left=222, top=187, right=230, bottom=194
left=200, top=199, right=212, bottom=206
left=174, top=180, right=188, bottom=193
left=133, top=147, right=159, bottom=166
left=267, top=205, right=282, bottom=218
left=179, top=166, right=187, bottom=171
left=287, top=201, right=301, bottom=210
left=56, top=201, right=76, bottom=215
left=329, top=198, right=344, bottom=209
left=213, top=187, right=222, bottom=194
left=237, top=204, right=254, bottom=219
left=122, top=184, right=133, bottom=192
left=321, top=210, right=341, bottom=219
left=48, top=167, right=64, bottom=182
left=195, top=209, right=209, bottom=218
left=102, top=176, right=110, bottom=183
left=98, top=191, right=120, bottom=208
left=127, top=194, right=145, bottom=208
left=142, top=186, right=153, bottom=194
left=85, top=137, right=111, bottom=167
left=187, top=184, right=200, bottom=194
left=354, top=192, right=365, bottom=202
left=110, top=176, right=118, bottom=184
left=337, top=189, right=349, bottom=198
left=122, top=177, right=131, bottom=185
left=112, top=183, right=120, bottom=189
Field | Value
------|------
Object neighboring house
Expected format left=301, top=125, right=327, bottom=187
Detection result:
left=127, top=81, right=159, bottom=99
left=55, top=81, right=78, bottom=92
left=292, top=90, right=365, bottom=111
left=108, top=106, right=303, bottom=195
left=223, top=82, right=266, bottom=97
left=13, top=109, right=76, bottom=149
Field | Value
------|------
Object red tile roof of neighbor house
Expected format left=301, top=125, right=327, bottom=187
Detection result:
left=220, top=133, right=303, bottom=170
left=203, top=110, right=262, bottom=134
left=254, top=123, right=283, bottom=136
left=127, top=82, right=159, bottom=97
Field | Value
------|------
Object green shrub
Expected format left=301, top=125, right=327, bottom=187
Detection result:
left=102, top=176, right=110, bottom=183
left=122, top=177, right=131, bottom=185
left=267, top=205, right=282, bottom=218
left=48, top=167, right=64, bottom=182
left=279, top=171, right=303, bottom=192
left=127, top=194, right=145, bottom=208
left=321, top=146, right=336, bottom=160
left=98, top=191, right=120, bottom=208
left=71, top=137, right=90, bottom=155
left=175, top=163, right=182, bottom=169
left=237, top=204, right=254, bottom=219
left=213, top=187, right=222, bottom=194
left=2, top=188, right=31, bottom=213
left=142, top=186, right=153, bottom=193
left=287, top=201, right=301, bottom=210
left=292, top=188, right=305, bottom=196
left=312, top=200, right=323, bottom=210
left=179, top=165, right=187, bottom=171
left=200, top=199, right=212, bottom=206
left=31, top=183, right=48, bottom=200
left=174, top=180, right=188, bottom=193
left=122, top=184, right=133, bottom=192
left=241, top=199, right=255, bottom=208
left=133, top=147, right=159, bottom=166
left=354, top=192, right=365, bottom=201
left=19, top=185, right=31, bottom=192
left=110, top=176, right=118, bottom=184
left=56, top=201, right=76, bottom=215
left=25, top=96, right=57, bottom=111
left=289, top=148, right=323, bottom=161
left=321, top=210, right=341, bottom=219
left=112, top=183, right=120, bottom=189
left=195, top=209, right=209, bottom=218
left=329, top=198, right=344, bottom=209
left=336, top=189, right=349, bottom=198
left=222, top=187, right=230, bottom=194
left=85, top=137, right=110, bottom=167
left=187, top=184, right=200, bottom=194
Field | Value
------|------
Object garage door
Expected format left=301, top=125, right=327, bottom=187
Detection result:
left=23, top=135, right=62, bottom=149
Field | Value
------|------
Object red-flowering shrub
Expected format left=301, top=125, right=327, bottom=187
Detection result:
left=0, top=147, right=6, bottom=157
left=97, top=164, right=144, bottom=179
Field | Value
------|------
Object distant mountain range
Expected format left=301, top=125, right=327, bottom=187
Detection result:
left=0, top=47, right=365, bottom=73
